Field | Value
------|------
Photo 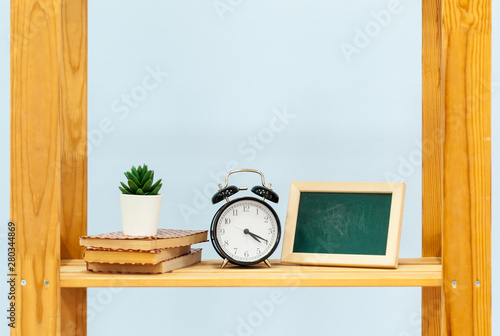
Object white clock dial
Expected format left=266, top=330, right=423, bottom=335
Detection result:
left=215, top=199, right=279, bottom=264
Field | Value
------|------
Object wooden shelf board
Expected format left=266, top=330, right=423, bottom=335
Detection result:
left=60, top=258, right=442, bottom=288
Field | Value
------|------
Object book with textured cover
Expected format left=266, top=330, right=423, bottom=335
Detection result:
left=80, top=229, right=207, bottom=251
left=86, top=248, right=202, bottom=274
left=83, top=245, right=192, bottom=265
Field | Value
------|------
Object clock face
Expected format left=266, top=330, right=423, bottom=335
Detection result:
left=212, top=197, right=280, bottom=265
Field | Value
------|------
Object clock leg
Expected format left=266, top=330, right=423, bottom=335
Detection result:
left=264, top=259, right=272, bottom=268
left=221, top=258, right=229, bottom=269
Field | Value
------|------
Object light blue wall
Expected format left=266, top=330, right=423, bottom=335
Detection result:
left=88, top=2, right=422, bottom=335
left=0, top=0, right=498, bottom=335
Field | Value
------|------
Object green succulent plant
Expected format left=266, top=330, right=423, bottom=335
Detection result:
left=119, top=164, right=162, bottom=195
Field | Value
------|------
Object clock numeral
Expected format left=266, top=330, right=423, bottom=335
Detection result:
left=233, top=248, right=238, bottom=254
left=268, top=227, right=274, bottom=234
left=244, top=251, right=249, bottom=258
left=220, top=228, right=225, bottom=235
left=256, top=208, right=259, bottom=215
left=232, top=209, right=238, bottom=216
left=264, top=216, right=270, bottom=223
left=257, top=248, right=261, bottom=255
left=224, top=218, right=231, bottom=224
left=223, top=240, right=229, bottom=246
left=243, top=205, right=250, bottom=212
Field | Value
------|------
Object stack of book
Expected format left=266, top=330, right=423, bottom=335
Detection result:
left=80, top=229, right=207, bottom=274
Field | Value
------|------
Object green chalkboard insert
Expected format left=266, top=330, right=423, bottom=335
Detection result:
left=292, top=192, right=393, bottom=255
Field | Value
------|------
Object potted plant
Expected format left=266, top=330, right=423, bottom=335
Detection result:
left=119, top=164, right=163, bottom=236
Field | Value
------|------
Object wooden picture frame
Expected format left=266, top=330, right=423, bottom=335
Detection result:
left=281, top=182, right=406, bottom=268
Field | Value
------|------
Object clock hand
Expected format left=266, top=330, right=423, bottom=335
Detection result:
left=248, top=231, right=268, bottom=244
left=243, top=229, right=268, bottom=244
left=233, top=224, right=265, bottom=243
left=249, top=234, right=262, bottom=243
left=233, top=224, right=245, bottom=231
left=248, top=232, right=265, bottom=244
left=243, top=228, right=262, bottom=243
left=233, top=224, right=259, bottom=241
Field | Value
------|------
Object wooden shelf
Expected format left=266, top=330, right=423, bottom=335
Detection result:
left=10, top=0, right=492, bottom=333
left=60, top=258, right=442, bottom=288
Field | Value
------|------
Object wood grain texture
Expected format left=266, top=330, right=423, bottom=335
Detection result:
left=422, top=0, right=444, bottom=260
left=441, top=0, right=491, bottom=335
left=61, top=0, right=87, bottom=260
left=60, top=0, right=88, bottom=335
left=422, top=287, right=443, bottom=336
left=60, top=258, right=442, bottom=288
left=10, top=0, right=62, bottom=335
left=422, top=0, right=443, bottom=335
left=61, top=288, right=87, bottom=336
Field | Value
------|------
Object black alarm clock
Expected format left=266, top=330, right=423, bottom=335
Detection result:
left=210, top=169, right=281, bottom=268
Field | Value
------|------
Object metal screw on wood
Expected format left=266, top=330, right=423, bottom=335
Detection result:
left=21, top=280, right=26, bottom=286
left=475, top=280, right=481, bottom=287
left=451, top=280, right=457, bottom=288
left=44, top=280, right=50, bottom=286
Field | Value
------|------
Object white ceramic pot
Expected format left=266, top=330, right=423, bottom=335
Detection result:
left=120, top=194, right=163, bottom=236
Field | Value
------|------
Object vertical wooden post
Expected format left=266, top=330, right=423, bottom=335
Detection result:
left=441, top=0, right=491, bottom=335
left=10, top=0, right=62, bottom=334
left=60, top=0, right=88, bottom=335
left=422, top=0, right=443, bottom=335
